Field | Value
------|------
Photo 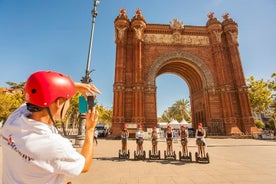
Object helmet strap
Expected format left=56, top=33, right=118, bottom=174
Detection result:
left=46, top=106, right=63, bottom=135
left=26, top=103, right=43, bottom=112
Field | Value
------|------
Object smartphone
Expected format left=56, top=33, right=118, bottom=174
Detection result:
left=87, top=95, right=95, bottom=110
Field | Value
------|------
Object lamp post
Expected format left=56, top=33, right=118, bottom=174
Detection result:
left=81, top=0, right=100, bottom=84
left=76, top=0, right=100, bottom=146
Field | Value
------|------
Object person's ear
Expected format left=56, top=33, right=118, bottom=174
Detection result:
left=55, top=98, right=66, bottom=109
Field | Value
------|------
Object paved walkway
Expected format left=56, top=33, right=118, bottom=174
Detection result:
left=1, top=138, right=276, bottom=183
left=62, top=138, right=276, bottom=184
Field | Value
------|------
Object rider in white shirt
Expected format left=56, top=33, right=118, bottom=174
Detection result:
left=1, top=70, right=101, bottom=184
left=135, top=124, right=144, bottom=153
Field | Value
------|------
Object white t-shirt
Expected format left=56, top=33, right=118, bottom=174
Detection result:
left=1, top=104, right=85, bottom=184
left=136, top=130, right=143, bottom=138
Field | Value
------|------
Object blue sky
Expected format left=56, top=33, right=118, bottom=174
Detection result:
left=0, top=0, right=275, bottom=116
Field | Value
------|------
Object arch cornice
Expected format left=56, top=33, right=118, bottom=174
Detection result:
left=147, top=50, right=215, bottom=89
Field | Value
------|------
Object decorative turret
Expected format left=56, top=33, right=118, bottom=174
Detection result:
left=206, top=12, right=221, bottom=26
left=222, top=13, right=239, bottom=45
left=130, top=9, right=147, bottom=41
left=206, top=12, right=222, bottom=45
left=114, top=8, right=130, bottom=44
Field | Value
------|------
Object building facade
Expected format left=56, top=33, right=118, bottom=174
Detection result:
left=111, top=9, right=258, bottom=137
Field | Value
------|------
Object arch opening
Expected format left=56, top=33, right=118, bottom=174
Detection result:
left=148, top=51, right=210, bottom=129
left=156, top=73, right=189, bottom=118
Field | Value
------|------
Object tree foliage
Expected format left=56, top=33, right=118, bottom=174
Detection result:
left=0, top=89, right=24, bottom=122
left=247, top=74, right=276, bottom=128
left=268, top=73, right=276, bottom=120
left=255, top=119, right=265, bottom=129
left=246, top=76, right=272, bottom=114
left=159, top=99, right=191, bottom=123
left=96, top=105, right=113, bottom=126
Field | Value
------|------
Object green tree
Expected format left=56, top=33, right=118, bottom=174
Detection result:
left=247, top=76, right=272, bottom=117
left=6, top=81, right=25, bottom=90
left=96, top=105, right=112, bottom=126
left=159, top=99, right=191, bottom=123
left=0, top=90, right=24, bottom=122
left=255, top=119, right=265, bottom=129
left=268, top=73, right=276, bottom=128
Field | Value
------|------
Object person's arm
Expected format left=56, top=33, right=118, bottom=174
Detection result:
left=74, top=82, right=101, bottom=98
left=80, top=107, right=98, bottom=173
left=203, top=128, right=206, bottom=138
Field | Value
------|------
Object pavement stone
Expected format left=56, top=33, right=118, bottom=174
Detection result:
left=1, top=137, right=276, bottom=184
left=64, top=138, right=276, bottom=184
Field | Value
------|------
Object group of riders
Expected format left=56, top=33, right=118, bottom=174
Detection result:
left=120, top=122, right=207, bottom=159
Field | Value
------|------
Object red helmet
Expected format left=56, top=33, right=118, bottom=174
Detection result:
left=123, top=124, right=127, bottom=129
left=181, top=125, right=185, bottom=128
left=167, top=125, right=171, bottom=129
left=24, top=71, right=76, bottom=107
left=198, top=122, right=203, bottom=127
left=137, top=124, right=142, bottom=129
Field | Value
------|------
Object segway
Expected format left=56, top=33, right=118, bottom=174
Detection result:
left=118, top=149, right=130, bottom=159
left=134, top=137, right=146, bottom=160
left=164, top=138, right=176, bottom=160
left=195, top=138, right=210, bottom=163
left=179, top=138, right=192, bottom=162
left=149, top=139, right=161, bottom=160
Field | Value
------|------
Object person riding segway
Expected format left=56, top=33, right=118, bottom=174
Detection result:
left=149, top=126, right=160, bottom=160
left=134, top=124, right=145, bottom=160
left=195, top=122, right=209, bottom=163
left=119, top=124, right=130, bottom=159
left=164, top=125, right=176, bottom=160
left=179, top=125, right=192, bottom=162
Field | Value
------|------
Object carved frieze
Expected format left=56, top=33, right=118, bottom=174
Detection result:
left=144, top=33, right=209, bottom=46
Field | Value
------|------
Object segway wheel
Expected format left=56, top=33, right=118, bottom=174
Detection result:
left=195, top=152, right=199, bottom=162
left=158, top=150, right=161, bottom=160
left=179, top=151, right=181, bottom=161
left=206, top=153, right=210, bottom=163
left=174, top=151, right=176, bottom=160
left=143, top=150, right=146, bottom=160
left=189, top=152, right=192, bottom=162
left=127, top=150, right=130, bottom=159
left=134, top=151, right=137, bottom=160
left=149, top=150, right=152, bottom=159
left=164, top=150, right=166, bottom=159
left=119, top=150, right=121, bottom=159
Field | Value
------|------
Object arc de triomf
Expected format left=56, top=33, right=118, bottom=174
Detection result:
left=111, top=9, right=258, bottom=137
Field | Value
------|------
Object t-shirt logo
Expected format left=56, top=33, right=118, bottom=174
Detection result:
left=7, top=135, right=13, bottom=145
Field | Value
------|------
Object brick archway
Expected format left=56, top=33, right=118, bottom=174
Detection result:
left=147, top=50, right=214, bottom=88
left=111, top=9, right=258, bottom=137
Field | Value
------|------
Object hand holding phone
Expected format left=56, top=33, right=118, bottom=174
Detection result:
left=87, top=95, right=95, bottom=110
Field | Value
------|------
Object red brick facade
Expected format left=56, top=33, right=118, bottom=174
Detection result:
left=111, top=10, right=258, bottom=137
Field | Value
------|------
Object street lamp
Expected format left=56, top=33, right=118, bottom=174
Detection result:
left=76, top=0, right=100, bottom=146
left=81, top=0, right=100, bottom=84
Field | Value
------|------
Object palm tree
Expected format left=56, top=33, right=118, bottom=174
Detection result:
left=160, top=99, right=191, bottom=123
left=6, top=82, right=25, bottom=90
left=170, top=99, right=191, bottom=122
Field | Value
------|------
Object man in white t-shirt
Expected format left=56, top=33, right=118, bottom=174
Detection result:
left=1, top=70, right=101, bottom=184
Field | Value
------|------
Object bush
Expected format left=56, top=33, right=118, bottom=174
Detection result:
left=255, top=119, right=265, bottom=129
left=267, top=118, right=275, bottom=129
